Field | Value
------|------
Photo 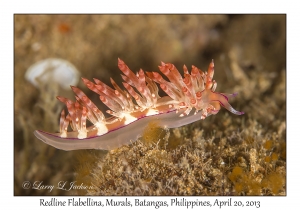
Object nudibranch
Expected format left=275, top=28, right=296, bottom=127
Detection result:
left=34, top=58, right=244, bottom=150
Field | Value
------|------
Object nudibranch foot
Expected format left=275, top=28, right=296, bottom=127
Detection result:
left=34, top=58, right=244, bottom=150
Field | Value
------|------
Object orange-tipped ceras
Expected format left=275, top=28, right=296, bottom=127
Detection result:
left=34, top=58, right=244, bottom=150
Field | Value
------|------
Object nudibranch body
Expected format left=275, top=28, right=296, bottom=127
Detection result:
left=34, top=59, right=244, bottom=150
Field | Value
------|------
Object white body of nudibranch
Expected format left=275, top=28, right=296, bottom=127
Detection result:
left=34, top=59, right=244, bottom=150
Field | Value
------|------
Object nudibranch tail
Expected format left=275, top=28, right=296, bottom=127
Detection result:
left=34, top=58, right=244, bottom=150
